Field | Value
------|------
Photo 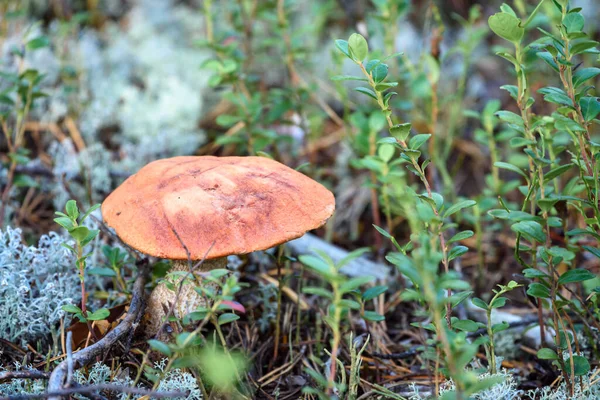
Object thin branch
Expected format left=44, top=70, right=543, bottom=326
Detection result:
left=0, top=383, right=188, bottom=400
left=46, top=270, right=148, bottom=400
left=65, top=331, right=73, bottom=387
left=0, top=370, right=50, bottom=383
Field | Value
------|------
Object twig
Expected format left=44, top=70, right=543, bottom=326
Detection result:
left=258, top=346, right=306, bottom=387
left=63, top=117, right=86, bottom=152
left=259, top=272, right=309, bottom=310
left=0, top=383, right=188, bottom=400
left=23, top=121, right=67, bottom=142
left=66, top=331, right=73, bottom=387
left=46, top=271, right=148, bottom=400
left=0, top=370, right=50, bottom=383
left=371, top=347, right=419, bottom=360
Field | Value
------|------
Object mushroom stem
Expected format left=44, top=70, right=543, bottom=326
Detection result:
left=144, top=257, right=227, bottom=336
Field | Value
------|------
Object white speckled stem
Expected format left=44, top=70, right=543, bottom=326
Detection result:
left=144, top=257, right=227, bottom=336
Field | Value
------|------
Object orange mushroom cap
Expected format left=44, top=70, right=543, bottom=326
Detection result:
left=101, top=156, right=335, bottom=260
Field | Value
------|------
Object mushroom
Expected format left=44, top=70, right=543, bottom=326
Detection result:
left=101, top=156, right=335, bottom=335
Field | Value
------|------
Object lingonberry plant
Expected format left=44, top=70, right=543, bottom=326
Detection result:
left=54, top=200, right=109, bottom=326
left=471, top=280, right=522, bottom=375
left=332, top=0, right=600, bottom=396
left=488, top=0, right=600, bottom=395
left=333, top=33, right=501, bottom=399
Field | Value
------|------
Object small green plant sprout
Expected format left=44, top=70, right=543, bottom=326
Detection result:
left=54, top=200, right=109, bottom=324
left=347, top=334, right=370, bottom=400
left=299, top=249, right=379, bottom=397
left=87, top=245, right=131, bottom=304
left=355, top=284, right=389, bottom=324
left=184, top=269, right=244, bottom=331
left=86, top=245, right=131, bottom=296
left=471, top=280, right=522, bottom=374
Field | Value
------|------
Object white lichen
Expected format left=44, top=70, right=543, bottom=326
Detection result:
left=73, top=0, right=209, bottom=169
left=438, top=369, right=523, bottom=400
left=3, top=0, right=211, bottom=213
left=0, top=363, right=47, bottom=396
left=74, top=360, right=203, bottom=400
left=524, top=367, right=600, bottom=400
left=0, top=227, right=80, bottom=345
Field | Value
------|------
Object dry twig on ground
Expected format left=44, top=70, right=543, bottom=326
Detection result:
left=1, top=383, right=187, bottom=400
left=46, top=268, right=148, bottom=400
left=0, top=371, right=50, bottom=384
